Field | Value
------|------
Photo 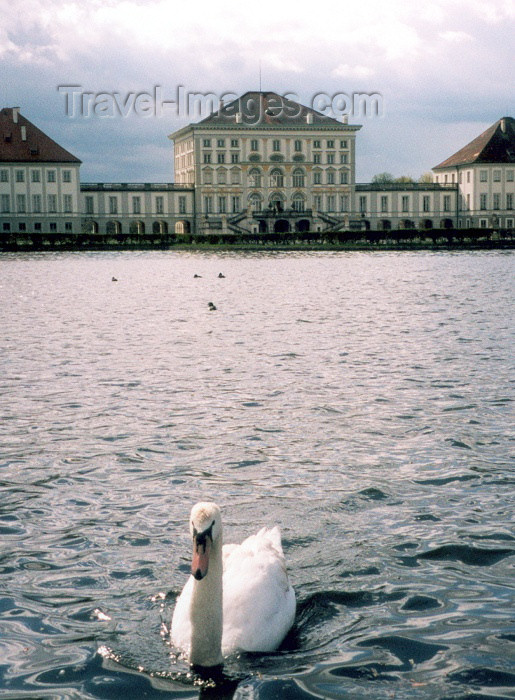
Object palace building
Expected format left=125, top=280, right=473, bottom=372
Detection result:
left=0, top=94, right=513, bottom=238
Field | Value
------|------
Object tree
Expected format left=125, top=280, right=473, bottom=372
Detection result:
left=418, top=172, right=433, bottom=183
left=371, top=172, right=395, bottom=183
left=394, top=175, right=415, bottom=183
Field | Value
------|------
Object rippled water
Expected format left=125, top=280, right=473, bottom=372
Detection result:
left=0, top=250, right=514, bottom=699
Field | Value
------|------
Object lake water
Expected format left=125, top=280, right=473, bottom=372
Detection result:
left=0, top=249, right=513, bottom=700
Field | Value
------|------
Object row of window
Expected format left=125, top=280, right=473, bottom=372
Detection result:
left=84, top=195, right=189, bottom=216
left=202, top=168, right=350, bottom=186
left=202, top=138, right=349, bottom=151
left=436, top=169, right=515, bottom=184
left=0, top=169, right=74, bottom=184
left=1, top=193, right=74, bottom=214
left=360, top=194, right=454, bottom=214
left=202, top=194, right=351, bottom=215
left=2, top=221, right=74, bottom=232
left=202, top=152, right=349, bottom=164
left=479, top=193, right=513, bottom=210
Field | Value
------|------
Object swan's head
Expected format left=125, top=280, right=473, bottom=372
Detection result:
left=189, top=502, right=222, bottom=581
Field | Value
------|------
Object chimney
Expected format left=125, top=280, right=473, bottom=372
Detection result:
left=21, top=125, right=26, bottom=141
left=13, top=107, right=20, bottom=124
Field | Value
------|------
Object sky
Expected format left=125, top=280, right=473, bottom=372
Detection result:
left=2, top=0, right=514, bottom=183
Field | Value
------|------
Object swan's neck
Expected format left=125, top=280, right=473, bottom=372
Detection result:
left=189, top=537, right=223, bottom=667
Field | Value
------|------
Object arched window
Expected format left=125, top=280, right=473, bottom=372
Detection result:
left=249, top=193, right=263, bottom=212
left=292, top=168, right=305, bottom=188
left=270, top=168, right=284, bottom=188
left=292, top=193, right=306, bottom=212
left=249, top=168, right=262, bottom=188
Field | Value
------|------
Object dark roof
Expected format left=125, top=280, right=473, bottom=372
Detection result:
left=196, top=91, right=354, bottom=128
left=0, top=107, right=81, bottom=163
left=433, top=116, right=515, bottom=169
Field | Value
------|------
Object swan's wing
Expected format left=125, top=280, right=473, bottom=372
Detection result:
left=170, top=576, right=194, bottom=656
left=221, top=527, right=295, bottom=655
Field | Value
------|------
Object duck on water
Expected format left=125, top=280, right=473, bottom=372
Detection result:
left=171, top=502, right=296, bottom=669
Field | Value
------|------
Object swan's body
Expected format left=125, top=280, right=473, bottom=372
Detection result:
left=171, top=502, right=296, bottom=667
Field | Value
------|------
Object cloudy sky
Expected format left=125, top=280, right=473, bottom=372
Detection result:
left=2, top=0, right=514, bottom=182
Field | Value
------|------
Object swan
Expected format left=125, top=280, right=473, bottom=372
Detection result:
left=171, top=502, right=296, bottom=668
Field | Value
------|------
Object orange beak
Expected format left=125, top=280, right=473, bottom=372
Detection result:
left=192, top=534, right=211, bottom=580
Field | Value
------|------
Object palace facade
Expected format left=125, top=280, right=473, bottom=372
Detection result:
left=1, top=94, right=513, bottom=237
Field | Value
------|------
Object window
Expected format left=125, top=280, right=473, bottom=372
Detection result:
left=292, top=194, right=305, bottom=212
left=507, top=170, right=514, bottom=182
left=423, top=195, right=430, bottom=212
left=313, top=140, right=321, bottom=149
left=327, top=153, right=335, bottom=164
left=16, top=170, right=24, bottom=182
left=232, top=196, right=240, bottom=213
left=443, top=195, right=451, bottom=212
left=381, top=195, right=388, bottom=213
left=231, top=153, right=239, bottom=163
left=480, top=193, right=487, bottom=210
left=31, top=170, right=40, bottom=183
left=1, top=194, right=9, bottom=213
left=231, top=139, right=239, bottom=148
left=270, top=169, right=283, bottom=187
left=458, top=171, right=462, bottom=184
left=18, top=222, right=26, bottom=232
left=203, top=139, right=211, bottom=147
left=402, top=195, right=409, bottom=212
left=0, top=170, right=8, bottom=182
left=34, top=222, right=41, bottom=231
left=294, top=140, right=302, bottom=152
left=327, top=195, right=335, bottom=212
left=292, top=169, right=305, bottom=188
left=17, top=194, right=26, bottom=212
left=507, top=193, right=513, bottom=210
left=313, top=153, right=321, bottom=164
left=132, top=196, right=141, bottom=214
left=2, top=223, right=10, bottom=232
left=340, top=154, right=347, bottom=164
left=65, top=222, right=73, bottom=231
left=327, top=140, right=334, bottom=148
left=85, top=196, right=94, bottom=214
left=62, top=170, right=72, bottom=183
left=272, top=139, right=280, bottom=152
left=493, top=193, right=500, bottom=209
left=47, top=170, right=56, bottom=183
left=340, top=140, right=347, bottom=148
left=179, top=196, right=186, bottom=214
left=231, top=168, right=241, bottom=185
left=217, top=153, right=225, bottom=163
left=109, top=196, right=118, bottom=215
left=47, top=194, right=57, bottom=213
left=340, top=195, right=349, bottom=212
left=314, top=195, right=322, bottom=210
left=250, top=194, right=262, bottom=212
left=359, top=196, right=367, bottom=213
left=340, top=170, right=348, bottom=185
left=49, top=222, right=57, bottom=232
left=249, top=169, right=261, bottom=188
left=218, top=196, right=226, bottom=213
left=203, top=153, right=211, bottom=164
left=314, top=172, right=322, bottom=185
left=32, top=194, right=42, bottom=213
left=467, top=171, right=471, bottom=183
left=250, top=139, right=258, bottom=151
left=493, top=170, right=501, bottom=182
left=217, top=139, right=225, bottom=148
left=156, top=196, right=164, bottom=214
left=480, top=218, right=488, bottom=228
left=480, top=170, right=488, bottom=182
left=203, top=169, right=213, bottom=184
left=467, top=194, right=471, bottom=209
left=327, top=171, right=335, bottom=185
left=217, top=169, right=226, bottom=184
left=204, top=196, right=213, bottom=214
